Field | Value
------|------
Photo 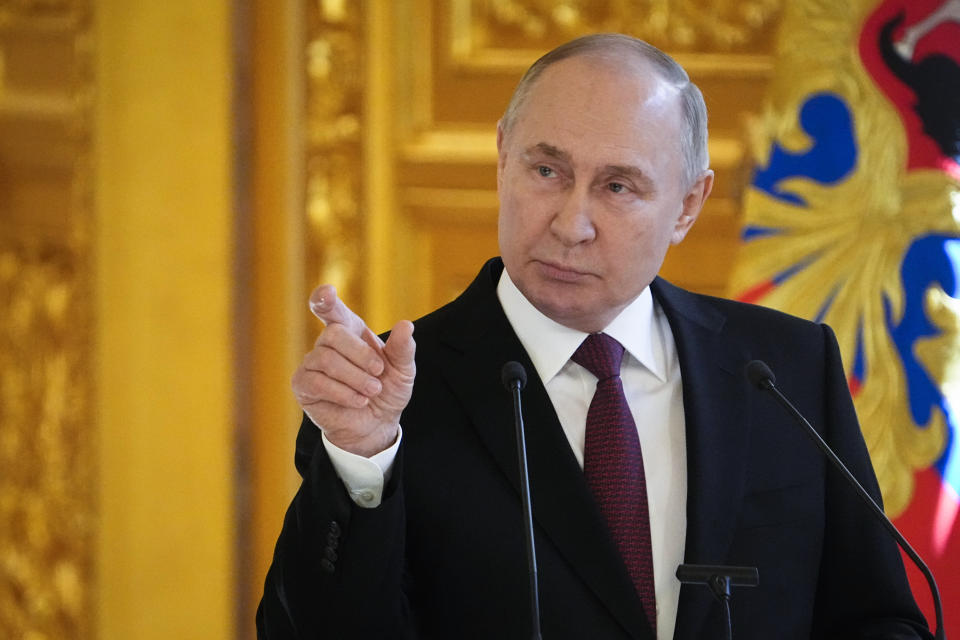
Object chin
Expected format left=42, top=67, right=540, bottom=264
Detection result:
left=531, top=295, right=591, bottom=329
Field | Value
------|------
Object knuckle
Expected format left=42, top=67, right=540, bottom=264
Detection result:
left=306, top=375, right=332, bottom=399
left=315, top=348, right=337, bottom=371
left=323, top=323, right=351, bottom=342
left=292, top=369, right=334, bottom=403
left=323, top=385, right=354, bottom=408
left=291, top=366, right=308, bottom=388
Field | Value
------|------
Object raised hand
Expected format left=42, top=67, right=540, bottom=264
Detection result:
left=292, top=285, right=416, bottom=457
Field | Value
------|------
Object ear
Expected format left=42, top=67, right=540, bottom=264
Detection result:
left=670, top=170, right=714, bottom=245
left=496, top=121, right=507, bottom=189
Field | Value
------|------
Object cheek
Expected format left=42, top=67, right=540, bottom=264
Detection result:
left=604, top=220, right=664, bottom=270
left=500, top=192, right=542, bottom=241
left=497, top=197, right=526, bottom=259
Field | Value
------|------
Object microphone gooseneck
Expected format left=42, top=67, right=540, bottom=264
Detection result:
left=745, top=359, right=945, bottom=640
left=501, top=361, right=541, bottom=640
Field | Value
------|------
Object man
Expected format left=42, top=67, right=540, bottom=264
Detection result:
left=257, top=34, right=932, bottom=639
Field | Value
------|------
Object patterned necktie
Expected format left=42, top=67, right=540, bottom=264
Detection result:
left=572, top=333, right=656, bottom=634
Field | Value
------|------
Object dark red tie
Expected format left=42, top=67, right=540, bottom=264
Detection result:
left=572, top=333, right=656, bottom=633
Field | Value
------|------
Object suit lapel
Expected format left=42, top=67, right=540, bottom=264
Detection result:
left=651, top=279, right=751, bottom=640
left=433, top=260, right=654, bottom=639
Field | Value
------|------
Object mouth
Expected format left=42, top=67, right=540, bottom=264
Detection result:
left=534, top=260, right=592, bottom=283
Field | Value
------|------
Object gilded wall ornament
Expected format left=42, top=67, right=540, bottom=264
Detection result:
left=0, top=0, right=94, bottom=637
left=467, top=0, right=782, bottom=50
left=305, top=1, right=365, bottom=314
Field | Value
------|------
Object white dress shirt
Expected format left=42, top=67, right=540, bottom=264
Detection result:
left=321, top=269, right=688, bottom=639
left=497, top=271, right=687, bottom=640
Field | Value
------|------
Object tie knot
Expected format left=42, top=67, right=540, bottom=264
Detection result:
left=572, top=333, right=624, bottom=381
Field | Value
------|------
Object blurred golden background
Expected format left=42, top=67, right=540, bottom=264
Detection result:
left=0, top=0, right=782, bottom=637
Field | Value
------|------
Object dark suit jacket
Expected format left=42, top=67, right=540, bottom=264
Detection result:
left=257, top=258, right=931, bottom=639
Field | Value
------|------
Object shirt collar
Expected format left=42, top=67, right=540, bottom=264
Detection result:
left=496, top=269, right=668, bottom=384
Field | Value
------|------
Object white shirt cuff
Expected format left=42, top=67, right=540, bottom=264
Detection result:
left=320, top=426, right=402, bottom=508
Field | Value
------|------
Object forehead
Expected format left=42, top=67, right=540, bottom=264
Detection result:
left=506, top=55, right=684, bottom=172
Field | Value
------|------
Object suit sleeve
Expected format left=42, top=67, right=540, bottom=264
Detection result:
left=811, top=324, right=933, bottom=639
left=256, top=414, right=415, bottom=639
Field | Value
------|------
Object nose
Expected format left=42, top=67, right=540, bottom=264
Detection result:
left=550, top=186, right=596, bottom=246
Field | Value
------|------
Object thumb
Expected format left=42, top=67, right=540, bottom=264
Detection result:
left=383, top=320, right=416, bottom=371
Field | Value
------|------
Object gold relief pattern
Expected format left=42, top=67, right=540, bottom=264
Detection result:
left=0, top=0, right=94, bottom=637
left=0, top=0, right=83, bottom=24
left=305, top=1, right=365, bottom=313
left=0, top=243, right=94, bottom=640
left=463, top=0, right=783, bottom=51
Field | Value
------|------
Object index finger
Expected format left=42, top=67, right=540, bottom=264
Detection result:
left=309, top=285, right=367, bottom=335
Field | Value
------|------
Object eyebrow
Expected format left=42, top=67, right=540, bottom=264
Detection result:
left=522, top=142, right=571, bottom=163
left=605, top=164, right=655, bottom=190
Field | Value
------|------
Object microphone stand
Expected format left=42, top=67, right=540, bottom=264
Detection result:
left=676, top=564, right=759, bottom=640
left=746, top=360, right=946, bottom=640
left=503, top=361, right=542, bottom=640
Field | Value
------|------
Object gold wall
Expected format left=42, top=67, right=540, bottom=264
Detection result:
left=0, top=1, right=782, bottom=638
left=95, top=2, right=237, bottom=638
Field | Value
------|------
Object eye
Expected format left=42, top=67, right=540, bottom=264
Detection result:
left=607, top=182, right=626, bottom=193
left=537, top=165, right=555, bottom=178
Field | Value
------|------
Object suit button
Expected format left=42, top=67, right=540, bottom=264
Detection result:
left=324, top=547, right=338, bottom=562
left=327, top=532, right=339, bottom=549
left=320, top=558, right=335, bottom=574
left=329, top=521, right=341, bottom=537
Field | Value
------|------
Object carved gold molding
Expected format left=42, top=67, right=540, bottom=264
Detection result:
left=466, top=0, right=782, bottom=46
left=0, top=243, right=94, bottom=638
left=450, top=0, right=783, bottom=73
left=0, top=0, right=95, bottom=637
left=0, top=1, right=85, bottom=28
left=304, top=0, right=365, bottom=313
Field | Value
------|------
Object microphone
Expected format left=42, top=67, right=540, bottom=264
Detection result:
left=745, top=360, right=945, bottom=640
left=501, top=360, right=528, bottom=392
left=744, top=360, right=775, bottom=391
left=501, top=361, right=541, bottom=640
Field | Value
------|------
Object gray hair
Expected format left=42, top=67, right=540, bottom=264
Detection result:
left=500, top=33, right=709, bottom=187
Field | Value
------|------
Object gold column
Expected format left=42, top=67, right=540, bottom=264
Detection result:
left=95, top=2, right=236, bottom=638
left=246, top=0, right=306, bottom=634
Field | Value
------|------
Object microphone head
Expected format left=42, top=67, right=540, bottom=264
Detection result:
left=501, top=361, right=527, bottom=391
left=745, top=360, right=776, bottom=390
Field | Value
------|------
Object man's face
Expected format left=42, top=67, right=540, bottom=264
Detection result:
left=497, top=55, right=713, bottom=333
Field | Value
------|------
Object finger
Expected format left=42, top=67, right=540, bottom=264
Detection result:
left=361, top=326, right=386, bottom=350
left=301, top=343, right=384, bottom=397
left=294, top=371, right=371, bottom=410
left=313, top=324, right=385, bottom=376
left=308, top=285, right=367, bottom=335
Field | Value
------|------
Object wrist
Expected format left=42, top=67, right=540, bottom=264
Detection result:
left=325, top=424, right=399, bottom=458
